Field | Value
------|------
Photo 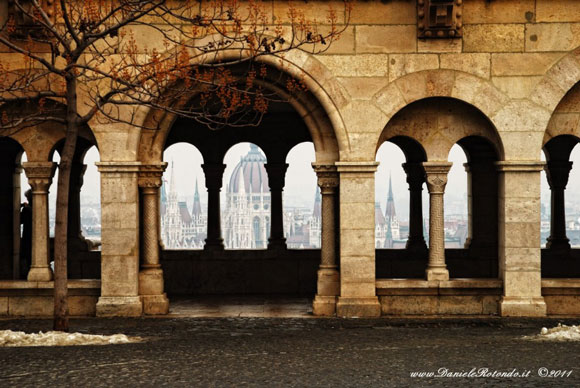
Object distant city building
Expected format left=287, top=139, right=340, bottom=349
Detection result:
left=375, top=174, right=402, bottom=248
left=161, top=163, right=207, bottom=249
left=160, top=145, right=321, bottom=249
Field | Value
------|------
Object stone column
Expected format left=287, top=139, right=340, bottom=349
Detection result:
left=138, top=163, right=169, bottom=315
left=264, top=163, right=289, bottom=249
left=423, top=162, right=452, bottom=281
left=12, top=165, right=22, bottom=279
left=402, top=162, right=427, bottom=253
left=202, top=164, right=226, bottom=250
left=96, top=162, right=143, bottom=317
left=335, top=162, right=381, bottom=318
left=545, top=160, right=572, bottom=251
left=497, top=161, right=546, bottom=317
left=312, top=164, right=339, bottom=316
left=22, top=162, right=56, bottom=282
left=465, top=161, right=499, bottom=252
left=67, top=163, right=88, bottom=250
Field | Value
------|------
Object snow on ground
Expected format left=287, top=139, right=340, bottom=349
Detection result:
left=524, top=324, right=580, bottom=342
left=0, top=330, right=142, bottom=347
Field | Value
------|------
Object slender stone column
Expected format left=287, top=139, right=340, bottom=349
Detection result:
left=12, top=165, right=22, bottom=279
left=312, top=164, right=339, bottom=316
left=464, top=163, right=473, bottom=248
left=464, top=161, right=499, bottom=253
left=545, top=160, right=572, bottom=251
left=138, top=163, right=169, bottom=315
left=68, top=163, right=89, bottom=251
left=96, top=162, right=142, bottom=317
left=202, top=164, right=226, bottom=250
left=22, top=162, right=56, bottom=282
left=335, top=161, right=381, bottom=318
left=402, top=162, right=427, bottom=253
left=264, top=163, right=289, bottom=249
left=423, top=162, right=452, bottom=281
left=496, top=161, right=546, bottom=317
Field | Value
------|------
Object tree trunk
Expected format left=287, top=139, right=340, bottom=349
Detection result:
left=53, top=75, right=79, bottom=331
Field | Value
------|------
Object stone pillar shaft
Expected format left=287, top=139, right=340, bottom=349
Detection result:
left=12, top=166, right=22, bottom=279
left=545, top=161, right=572, bottom=251
left=96, top=162, right=143, bottom=317
left=202, top=164, right=226, bottom=249
left=22, top=162, right=56, bottom=282
left=335, top=161, right=381, bottom=318
left=496, top=161, right=546, bottom=317
left=402, top=162, right=427, bottom=252
left=138, top=163, right=169, bottom=315
left=312, top=164, right=339, bottom=316
left=264, top=163, right=288, bottom=249
left=423, top=162, right=452, bottom=281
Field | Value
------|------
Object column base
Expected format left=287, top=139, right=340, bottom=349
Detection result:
left=267, top=239, right=287, bottom=250
left=204, top=241, right=224, bottom=251
left=336, top=297, right=381, bottom=318
left=426, top=267, right=449, bottom=281
left=316, top=268, right=340, bottom=296
left=27, top=267, right=53, bottom=282
left=546, top=238, right=571, bottom=253
left=139, top=268, right=165, bottom=295
left=142, top=294, right=170, bottom=315
left=312, top=295, right=337, bottom=316
left=499, top=297, right=547, bottom=317
left=96, top=296, right=142, bottom=317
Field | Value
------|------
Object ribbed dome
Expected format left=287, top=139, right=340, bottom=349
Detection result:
left=228, top=144, right=269, bottom=193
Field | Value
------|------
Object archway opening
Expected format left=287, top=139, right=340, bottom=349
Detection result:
left=161, top=142, right=206, bottom=250
left=284, top=142, right=319, bottom=249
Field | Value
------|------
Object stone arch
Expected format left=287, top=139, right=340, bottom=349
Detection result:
left=138, top=52, right=349, bottom=165
left=371, top=70, right=509, bottom=160
left=544, top=81, right=580, bottom=146
left=530, top=46, right=580, bottom=115
left=0, top=99, right=98, bottom=162
left=378, top=97, right=504, bottom=162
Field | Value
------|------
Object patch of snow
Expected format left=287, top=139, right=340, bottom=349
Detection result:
left=525, top=323, right=580, bottom=342
left=0, top=330, right=142, bottom=347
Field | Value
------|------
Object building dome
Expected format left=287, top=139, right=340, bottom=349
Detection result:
left=228, top=144, right=269, bottom=193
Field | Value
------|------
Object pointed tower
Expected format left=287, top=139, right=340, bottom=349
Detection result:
left=309, top=186, right=322, bottom=248
left=384, top=172, right=401, bottom=241
left=191, top=179, right=202, bottom=219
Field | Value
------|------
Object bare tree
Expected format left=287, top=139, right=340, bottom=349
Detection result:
left=0, top=0, right=351, bottom=331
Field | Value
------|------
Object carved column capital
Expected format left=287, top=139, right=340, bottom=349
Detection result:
left=138, top=163, right=167, bottom=189
left=202, top=163, right=226, bottom=190
left=313, top=164, right=338, bottom=194
left=402, top=162, right=425, bottom=190
left=545, top=161, right=573, bottom=190
left=423, top=162, right=452, bottom=194
left=264, top=163, right=289, bottom=191
left=22, top=162, right=57, bottom=192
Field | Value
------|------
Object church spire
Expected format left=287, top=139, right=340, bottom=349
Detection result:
left=169, top=160, right=177, bottom=195
left=191, top=178, right=202, bottom=218
left=385, top=171, right=396, bottom=221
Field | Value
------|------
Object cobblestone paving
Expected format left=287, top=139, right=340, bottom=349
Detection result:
left=0, top=317, right=579, bottom=387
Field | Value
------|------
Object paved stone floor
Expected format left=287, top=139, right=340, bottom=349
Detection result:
left=1, top=311, right=580, bottom=387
